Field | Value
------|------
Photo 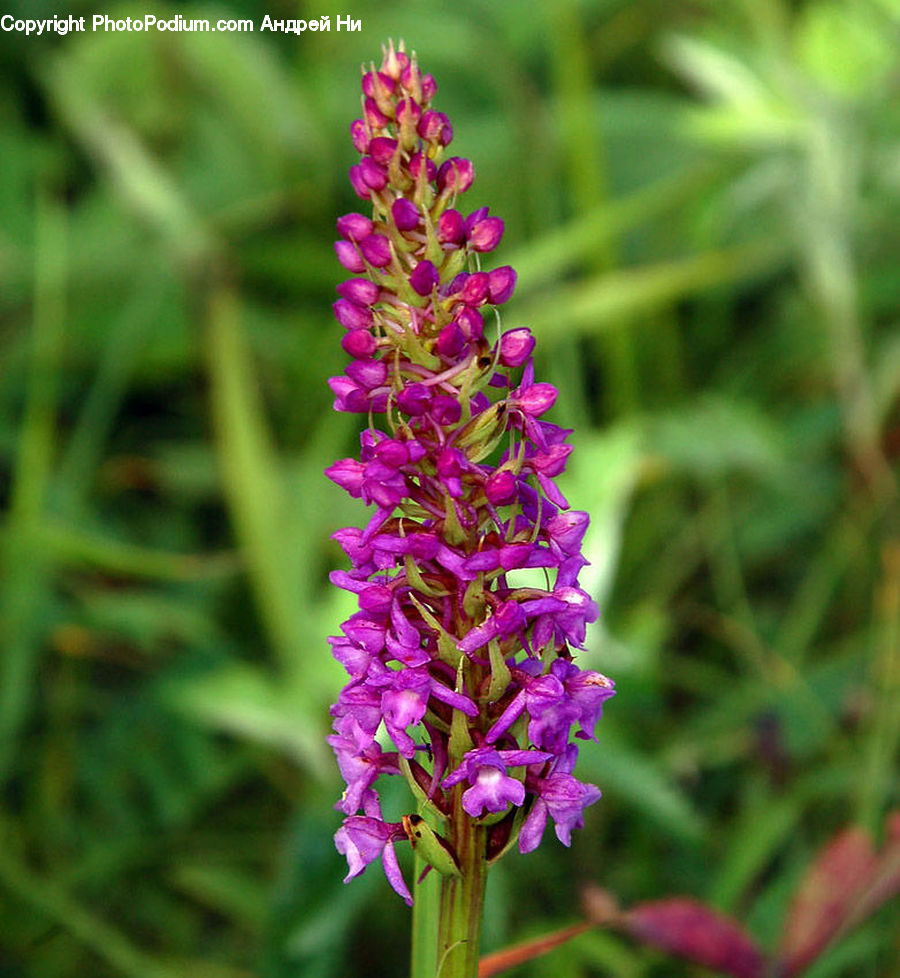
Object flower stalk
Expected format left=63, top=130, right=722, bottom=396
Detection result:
left=436, top=795, right=487, bottom=978
left=327, top=40, right=615, bottom=978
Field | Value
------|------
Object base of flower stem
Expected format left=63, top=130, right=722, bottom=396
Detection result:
left=435, top=817, right=487, bottom=978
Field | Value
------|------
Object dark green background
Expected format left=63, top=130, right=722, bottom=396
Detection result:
left=1, top=1, right=897, bottom=975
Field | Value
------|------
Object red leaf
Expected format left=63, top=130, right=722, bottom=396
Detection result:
left=779, top=813, right=900, bottom=976
left=622, top=898, right=766, bottom=978
left=850, top=811, right=900, bottom=925
left=478, top=923, right=591, bottom=977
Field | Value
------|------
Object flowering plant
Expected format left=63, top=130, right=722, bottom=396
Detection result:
left=325, top=40, right=614, bottom=976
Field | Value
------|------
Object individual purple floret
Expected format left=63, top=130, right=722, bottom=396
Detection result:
left=327, top=40, right=614, bottom=904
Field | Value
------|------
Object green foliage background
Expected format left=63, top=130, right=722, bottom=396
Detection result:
left=1, top=1, right=898, bottom=975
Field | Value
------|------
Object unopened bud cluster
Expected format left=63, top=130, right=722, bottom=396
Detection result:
left=326, top=41, right=614, bottom=903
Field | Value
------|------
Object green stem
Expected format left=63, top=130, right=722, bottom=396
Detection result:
left=435, top=792, right=487, bottom=978
left=411, top=850, right=441, bottom=978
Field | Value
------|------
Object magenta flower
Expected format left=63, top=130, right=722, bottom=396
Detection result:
left=335, top=797, right=413, bottom=906
left=519, top=746, right=603, bottom=852
left=327, top=40, right=614, bottom=905
left=442, top=747, right=552, bottom=817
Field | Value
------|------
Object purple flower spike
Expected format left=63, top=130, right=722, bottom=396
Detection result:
left=327, top=40, right=614, bottom=904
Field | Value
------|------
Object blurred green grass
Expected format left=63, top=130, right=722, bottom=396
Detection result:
left=0, top=1, right=897, bottom=976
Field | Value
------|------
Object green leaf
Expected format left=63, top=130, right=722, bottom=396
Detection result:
left=168, top=662, right=330, bottom=778
left=515, top=241, right=786, bottom=339
left=645, top=395, right=786, bottom=479
left=580, top=726, right=704, bottom=842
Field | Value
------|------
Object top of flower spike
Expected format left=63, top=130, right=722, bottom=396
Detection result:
left=332, top=39, right=516, bottom=418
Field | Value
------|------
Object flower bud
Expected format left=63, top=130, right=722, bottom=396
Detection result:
left=437, top=157, right=475, bottom=194
left=516, top=383, right=558, bottom=417
left=335, top=240, right=365, bottom=273
left=396, top=97, right=422, bottom=127
left=409, top=152, right=437, bottom=183
left=364, top=97, right=390, bottom=128
left=359, top=158, right=388, bottom=190
left=337, top=278, right=381, bottom=306
left=488, top=266, right=517, bottom=304
left=329, top=375, right=365, bottom=412
left=381, top=39, right=409, bottom=80
left=369, top=136, right=399, bottom=166
left=362, top=70, right=396, bottom=99
left=432, top=395, right=462, bottom=425
left=465, top=207, right=489, bottom=232
left=342, top=329, right=377, bottom=359
left=420, top=74, right=437, bottom=101
left=325, top=457, right=365, bottom=495
left=396, top=383, right=431, bottom=416
left=417, top=110, right=453, bottom=146
left=461, top=272, right=490, bottom=306
left=350, top=119, right=369, bottom=153
left=346, top=358, right=388, bottom=390
left=400, top=61, right=422, bottom=101
left=455, top=307, right=484, bottom=340
left=337, top=212, right=374, bottom=241
left=375, top=438, right=410, bottom=467
left=360, top=234, right=393, bottom=268
left=499, top=328, right=535, bottom=367
left=391, top=198, right=420, bottom=232
left=436, top=321, right=465, bottom=358
left=333, top=299, right=373, bottom=330
left=410, top=259, right=439, bottom=297
left=485, top=469, right=517, bottom=505
left=468, top=216, right=505, bottom=253
left=348, top=165, right=371, bottom=200
left=437, top=209, right=465, bottom=245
